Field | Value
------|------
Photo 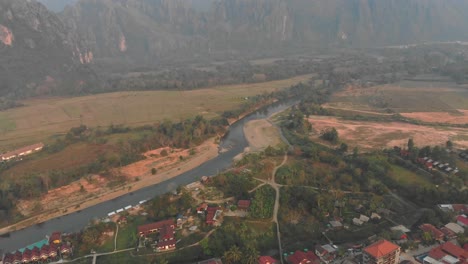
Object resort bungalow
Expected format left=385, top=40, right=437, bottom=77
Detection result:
left=237, top=200, right=251, bottom=210
left=156, top=239, right=176, bottom=252
left=419, top=224, right=445, bottom=241
left=30, top=247, right=40, bottom=262
left=40, top=245, right=49, bottom=260
left=0, top=143, right=44, bottom=162
left=49, top=231, right=62, bottom=245
left=137, top=219, right=175, bottom=237
left=60, top=244, right=72, bottom=255
left=22, top=249, right=31, bottom=263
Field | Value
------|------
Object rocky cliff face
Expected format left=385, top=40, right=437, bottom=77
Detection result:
left=0, top=0, right=95, bottom=97
left=3, top=0, right=468, bottom=97
left=59, top=0, right=468, bottom=65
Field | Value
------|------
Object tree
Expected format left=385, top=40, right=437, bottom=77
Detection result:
left=243, top=245, right=260, bottom=264
left=422, top=231, right=433, bottom=245
left=407, top=138, right=415, bottom=150
left=151, top=168, right=157, bottom=175
left=353, top=147, right=359, bottom=158
left=446, top=140, right=453, bottom=150
left=321, top=128, right=339, bottom=144
left=223, top=245, right=242, bottom=264
left=339, top=143, right=348, bottom=153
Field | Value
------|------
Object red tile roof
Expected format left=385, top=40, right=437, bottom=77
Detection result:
left=137, top=219, right=175, bottom=235
left=457, top=215, right=468, bottom=226
left=428, top=242, right=468, bottom=262
left=206, top=207, right=221, bottom=225
left=287, top=250, right=320, bottom=264
left=429, top=247, right=447, bottom=260
left=452, top=204, right=468, bottom=214
left=364, top=240, right=400, bottom=258
left=259, top=256, right=278, bottom=264
left=159, top=225, right=175, bottom=240
left=440, top=241, right=468, bottom=260
left=237, top=200, right=251, bottom=209
left=440, top=227, right=457, bottom=238
left=49, top=231, right=62, bottom=244
left=1, top=143, right=44, bottom=160
left=157, top=239, right=176, bottom=249
left=420, top=224, right=444, bottom=240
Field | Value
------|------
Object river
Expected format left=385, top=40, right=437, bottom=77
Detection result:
left=0, top=99, right=296, bottom=253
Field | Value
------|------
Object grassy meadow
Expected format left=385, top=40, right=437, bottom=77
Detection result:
left=327, top=80, right=468, bottom=113
left=0, top=75, right=311, bottom=150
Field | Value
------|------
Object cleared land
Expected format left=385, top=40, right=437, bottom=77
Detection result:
left=308, top=116, right=468, bottom=150
left=243, top=119, right=283, bottom=152
left=0, top=75, right=311, bottom=150
left=319, top=79, right=468, bottom=150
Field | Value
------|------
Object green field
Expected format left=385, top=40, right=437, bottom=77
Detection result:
left=388, top=165, right=434, bottom=189
left=0, top=75, right=311, bottom=150
left=328, top=80, right=468, bottom=113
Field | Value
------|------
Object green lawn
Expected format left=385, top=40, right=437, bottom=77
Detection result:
left=116, top=215, right=146, bottom=250
left=388, top=165, right=434, bottom=188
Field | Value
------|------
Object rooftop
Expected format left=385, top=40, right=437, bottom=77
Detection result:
left=137, top=219, right=175, bottom=234
left=364, top=240, right=400, bottom=258
left=259, top=256, right=278, bottom=264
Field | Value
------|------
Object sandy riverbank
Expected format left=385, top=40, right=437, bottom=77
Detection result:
left=0, top=138, right=218, bottom=235
left=243, top=119, right=283, bottom=152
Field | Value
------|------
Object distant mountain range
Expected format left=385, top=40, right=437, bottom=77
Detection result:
left=2, top=0, right=468, bottom=97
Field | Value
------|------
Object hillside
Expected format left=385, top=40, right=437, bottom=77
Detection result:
left=0, top=0, right=97, bottom=101
left=60, top=0, right=468, bottom=65
left=2, top=0, right=468, bottom=99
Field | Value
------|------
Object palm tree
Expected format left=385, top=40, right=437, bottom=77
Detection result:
left=223, top=245, right=242, bottom=264
left=243, top=245, right=260, bottom=264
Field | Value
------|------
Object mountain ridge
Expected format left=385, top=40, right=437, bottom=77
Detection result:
left=2, top=0, right=468, bottom=99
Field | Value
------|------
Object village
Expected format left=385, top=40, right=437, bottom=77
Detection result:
left=2, top=167, right=466, bottom=264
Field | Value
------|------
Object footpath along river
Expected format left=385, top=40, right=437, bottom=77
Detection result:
left=0, top=99, right=297, bottom=253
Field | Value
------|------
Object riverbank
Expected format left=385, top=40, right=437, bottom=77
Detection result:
left=0, top=138, right=218, bottom=235
left=243, top=119, right=283, bottom=152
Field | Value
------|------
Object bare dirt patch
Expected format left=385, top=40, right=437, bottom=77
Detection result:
left=401, top=110, right=468, bottom=124
left=308, top=116, right=468, bottom=150
left=243, top=119, right=282, bottom=152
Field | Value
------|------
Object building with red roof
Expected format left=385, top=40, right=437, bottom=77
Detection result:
left=363, top=240, right=400, bottom=264
left=40, top=245, right=50, bottom=260
left=457, top=215, right=468, bottom=227
left=137, top=219, right=175, bottom=236
left=31, top=246, right=40, bottom=262
left=2, top=253, right=14, bottom=264
left=237, top=200, right=251, bottom=210
left=259, top=256, right=279, bottom=264
left=287, top=250, right=320, bottom=264
left=49, top=231, right=62, bottom=245
left=206, top=207, right=222, bottom=225
left=197, top=203, right=208, bottom=214
left=452, top=204, right=468, bottom=214
left=427, top=241, right=468, bottom=264
left=156, top=239, right=176, bottom=252
left=22, top=248, right=32, bottom=263
left=419, top=224, right=445, bottom=241
left=440, top=227, right=457, bottom=240
left=0, top=143, right=44, bottom=161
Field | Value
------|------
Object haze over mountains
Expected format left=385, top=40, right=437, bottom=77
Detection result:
left=2, top=0, right=468, bottom=98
